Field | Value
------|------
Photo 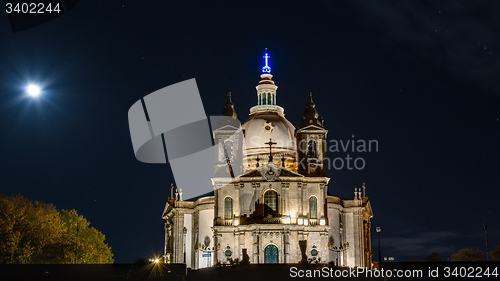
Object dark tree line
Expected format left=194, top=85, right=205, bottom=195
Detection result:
left=0, top=194, right=113, bottom=264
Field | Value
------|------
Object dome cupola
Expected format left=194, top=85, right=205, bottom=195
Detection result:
left=241, top=50, right=297, bottom=172
left=299, top=92, right=323, bottom=128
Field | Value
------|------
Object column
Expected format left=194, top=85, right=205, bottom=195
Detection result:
left=253, top=231, right=259, bottom=264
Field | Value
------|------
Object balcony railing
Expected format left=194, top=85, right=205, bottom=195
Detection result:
left=263, top=217, right=282, bottom=224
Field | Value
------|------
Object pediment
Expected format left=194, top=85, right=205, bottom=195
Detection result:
left=296, top=124, right=327, bottom=132
left=213, top=124, right=241, bottom=132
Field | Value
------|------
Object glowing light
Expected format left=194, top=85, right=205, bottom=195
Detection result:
left=154, top=258, right=159, bottom=263
left=262, top=52, right=271, bottom=73
left=26, top=84, right=41, bottom=97
left=304, top=219, right=309, bottom=226
left=297, top=218, right=303, bottom=225
left=234, top=218, right=239, bottom=226
left=320, top=219, right=325, bottom=226
left=283, top=216, right=290, bottom=224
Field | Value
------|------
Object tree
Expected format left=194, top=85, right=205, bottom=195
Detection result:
left=58, top=209, right=114, bottom=264
left=0, top=194, right=113, bottom=264
left=425, top=252, right=442, bottom=262
left=449, top=248, right=484, bottom=262
left=491, top=245, right=500, bottom=261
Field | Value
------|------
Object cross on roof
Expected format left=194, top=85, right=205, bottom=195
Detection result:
left=265, top=138, right=277, bottom=163
left=262, top=51, right=271, bottom=73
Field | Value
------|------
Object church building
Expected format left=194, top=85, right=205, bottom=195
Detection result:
left=162, top=52, right=373, bottom=269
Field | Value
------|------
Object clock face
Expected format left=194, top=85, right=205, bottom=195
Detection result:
left=204, top=236, right=210, bottom=247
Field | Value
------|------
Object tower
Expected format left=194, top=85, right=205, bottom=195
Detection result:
left=296, top=93, right=328, bottom=176
left=213, top=92, right=243, bottom=178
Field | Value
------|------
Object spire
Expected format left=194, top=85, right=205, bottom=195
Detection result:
left=221, top=92, right=238, bottom=119
left=249, top=49, right=285, bottom=115
left=299, top=92, right=323, bottom=128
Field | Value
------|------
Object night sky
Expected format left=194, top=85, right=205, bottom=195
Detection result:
left=1, top=1, right=499, bottom=263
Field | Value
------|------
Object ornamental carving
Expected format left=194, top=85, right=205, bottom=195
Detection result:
left=260, top=165, right=281, bottom=181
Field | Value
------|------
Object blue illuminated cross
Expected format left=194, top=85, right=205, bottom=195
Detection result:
left=262, top=52, right=271, bottom=73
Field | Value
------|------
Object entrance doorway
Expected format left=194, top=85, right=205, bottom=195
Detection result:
left=264, top=244, right=278, bottom=263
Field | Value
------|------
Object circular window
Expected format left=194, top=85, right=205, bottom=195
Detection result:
left=204, top=236, right=210, bottom=247
left=225, top=250, right=232, bottom=257
left=311, top=249, right=318, bottom=256
left=265, top=126, right=271, bottom=130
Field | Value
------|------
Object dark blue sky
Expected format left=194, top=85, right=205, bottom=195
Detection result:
left=1, top=0, right=499, bottom=263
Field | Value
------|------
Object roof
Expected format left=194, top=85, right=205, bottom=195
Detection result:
left=186, top=190, right=214, bottom=202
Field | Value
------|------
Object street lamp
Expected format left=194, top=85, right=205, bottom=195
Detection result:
left=183, top=227, right=187, bottom=264
left=484, top=221, right=489, bottom=261
left=328, top=242, right=349, bottom=266
left=376, top=226, right=381, bottom=265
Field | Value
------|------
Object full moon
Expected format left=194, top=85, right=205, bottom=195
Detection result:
left=26, top=84, right=41, bottom=97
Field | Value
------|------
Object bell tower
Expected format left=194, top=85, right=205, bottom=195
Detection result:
left=213, top=92, right=243, bottom=177
left=296, top=93, right=328, bottom=176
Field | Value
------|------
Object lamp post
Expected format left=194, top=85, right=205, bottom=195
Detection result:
left=484, top=221, right=489, bottom=261
left=376, top=226, right=381, bottom=265
left=74, top=222, right=80, bottom=264
left=183, top=227, right=187, bottom=264
left=328, top=242, right=349, bottom=267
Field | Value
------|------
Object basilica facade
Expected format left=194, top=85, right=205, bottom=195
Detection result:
left=162, top=56, right=373, bottom=269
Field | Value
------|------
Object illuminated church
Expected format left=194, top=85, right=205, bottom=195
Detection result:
left=162, top=52, right=373, bottom=269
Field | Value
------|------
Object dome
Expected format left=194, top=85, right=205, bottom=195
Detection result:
left=238, top=52, right=298, bottom=171
left=241, top=111, right=297, bottom=171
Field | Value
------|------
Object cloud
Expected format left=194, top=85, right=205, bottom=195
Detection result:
left=346, top=0, right=500, bottom=95
left=380, top=230, right=488, bottom=261
left=381, top=231, right=457, bottom=260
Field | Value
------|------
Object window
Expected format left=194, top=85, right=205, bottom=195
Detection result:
left=309, top=196, right=318, bottom=219
left=264, top=190, right=278, bottom=216
left=224, top=197, right=233, bottom=220
left=307, top=140, right=316, bottom=158
left=224, top=140, right=234, bottom=161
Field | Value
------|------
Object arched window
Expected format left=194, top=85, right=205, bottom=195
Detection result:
left=224, top=140, right=234, bottom=161
left=309, top=196, right=318, bottom=219
left=264, top=190, right=278, bottom=217
left=307, top=140, right=317, bottom=158
left=224, top=197, right=233, bottom=220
